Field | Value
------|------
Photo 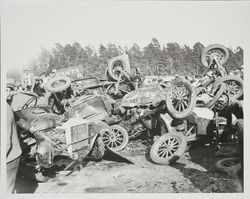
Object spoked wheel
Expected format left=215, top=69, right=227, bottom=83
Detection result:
left=45, top=76, right=72, bottom=93
left=166, top=78, right=196, bottom=119
left=107, top=55, right=130, bottom=81
left=150, top=131, right=187, bottom=165
left=201, top=44, right=229, bottom=67
left=214, top=75, right=243, bottom=100
left=101, top=125, right=129, bottom=152
left=226, top=80, right=242, bottom=98
left=109, top=60, right=125, bottom=80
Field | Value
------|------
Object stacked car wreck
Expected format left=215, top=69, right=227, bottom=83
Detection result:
left=10, top=44, right=243, bottom=182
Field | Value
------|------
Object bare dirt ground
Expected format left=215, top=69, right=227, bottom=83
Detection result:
left=15, top=140, right=243, bottom=193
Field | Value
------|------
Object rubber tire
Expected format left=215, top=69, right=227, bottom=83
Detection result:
left=166, top=78, right=196, bottom=119
left=201, top=44, right=229, bottom=67
left=213, top=75, right=243, bottom=100
left=150, top=131, right=187, bottom=165
left=215, top=157, right=240, bottom=173
left=101, top=124, right=129, bottom=152
left=89, top=136, right=105, bottom=161
left=107, top=58, right=129, bottom=81
left=45, top=76, right=72, bottom=93
left=205, top=83, right=227, bottom=109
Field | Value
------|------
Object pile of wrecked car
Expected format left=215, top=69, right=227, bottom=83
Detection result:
left=9, top=44, right=243, bottom=182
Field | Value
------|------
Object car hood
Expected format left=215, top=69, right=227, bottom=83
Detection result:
left=121, top=85, right=162, bottom=107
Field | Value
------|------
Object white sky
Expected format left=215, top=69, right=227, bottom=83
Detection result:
left=1, top=0, right=250, bottom=73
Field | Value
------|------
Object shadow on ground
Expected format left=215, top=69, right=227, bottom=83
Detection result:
left=171, top=143, right=243, bottom=193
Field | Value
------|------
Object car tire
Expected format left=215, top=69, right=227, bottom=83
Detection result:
left=45, top=76, right=72, bottom=93
left=201, top=44, right=229, bottom=67
left=107, top=56, right=130, bottom=81
left=213, top=75, right=243, bottom=100
left=215, top=157, right=241, bottom=177
left=100, top=124, right=129, bottom=152
left=150, top=131, right=187, bottom=165
left=166, top=78, right=196, bottom=119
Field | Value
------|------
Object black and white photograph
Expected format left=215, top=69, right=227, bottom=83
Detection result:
left=1, top=0, right=249, bottom=197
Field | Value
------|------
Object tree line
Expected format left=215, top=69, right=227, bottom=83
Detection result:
left=8, top=38, right=243, bottom=79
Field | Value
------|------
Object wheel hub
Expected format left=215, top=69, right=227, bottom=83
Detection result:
left=109, top=132, right=117, bottom=141
left=166, top=145, right=172, bottom=151
left=176, top=95, right=183, bottom=101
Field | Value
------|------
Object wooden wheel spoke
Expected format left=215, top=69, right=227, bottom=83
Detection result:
left=182, top=100, right=188, bottom=107
left=171, top=98, right=178, bottom=104
left=164, top=151, right=169, bottom=158
left=103, top=139, right=110, bottom=144
left=102, top=133, right=111, bottom=139
left=171, top=139, right=178, bottom=146
left=229, top=86, right=239, bottom=92
left=169, top=138, right=175, bottom=145
left=158, top=149, right=166, bottom=156
left=174, top=102, right=179, bottom=110
left=168, top=149, right=173, bottom=156
left=113, top=141, right=118, bottom=148
left=182, top=95, right=189, bottom=99
left=162, top=140, right=169, bottom=147
left=115, top=139, right=123, bottom=145
left=177, top=87, right=183, bottom=95
left=172, top=142, right=179, bottom=148
left=172, top=91, right=178, bottom=98
left=171, top=148, right=177, bottom=154
left=107, top=140, right=113, bottom=147
left=116, top=136, right=124, bottom=141
left=178, top=103, right=181, bottom=112
left=181, top=102, right=186, bottom=111
left=173, top=101, right=178, bottom=108
left=161, top=150, right=169, bottom=158
left=158, top=147, right=165, bottom=153
left=114, top=130, right=120, bottom=135
left=174, top=87, right=178, bottom=94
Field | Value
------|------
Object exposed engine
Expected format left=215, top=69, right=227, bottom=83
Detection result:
left=119, top=104, right=165, bottom=139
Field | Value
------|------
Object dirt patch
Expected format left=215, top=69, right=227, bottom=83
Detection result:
left=15, top=140, right=243, bottom=193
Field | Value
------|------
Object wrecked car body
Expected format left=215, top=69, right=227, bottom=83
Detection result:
left=14, top=98, right=109, bottom=182
left=149, top=44, right=243, bottom=165
left=194, top=44, right=243, bottom=105
left=12, top=43, right=243, bottom=184
left=45, top=76, right=130, bottom=152
left=118, top=77, right=197, bottom=138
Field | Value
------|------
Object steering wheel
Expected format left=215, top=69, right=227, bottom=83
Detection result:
left=22, top=97, right=38, bottom=110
